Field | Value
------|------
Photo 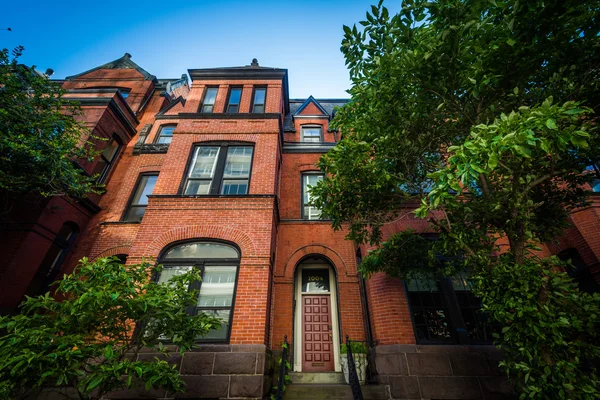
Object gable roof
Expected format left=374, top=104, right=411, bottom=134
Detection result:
left=284, top=98, right=349, bottom=132
left=156, top=96, right=186, bottom=116
left=293, top=95, right=328, bottom=116
left=65, top=53, right=157, bottom=82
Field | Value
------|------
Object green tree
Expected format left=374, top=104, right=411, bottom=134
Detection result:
left=0, top=46, right=98, bottom=199
left=312, top=0, right=600, bottom=397
left=0, top=257, right=221, bottom=400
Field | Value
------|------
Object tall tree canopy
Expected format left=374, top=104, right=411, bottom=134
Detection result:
left=0, top=46, right=98, bottom=199
left=312, top=0, right=600, bottom=397
left=313, top=0, right=600, bottom=244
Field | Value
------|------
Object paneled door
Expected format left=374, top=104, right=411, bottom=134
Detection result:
left=302, top=294, right=334, bottom=371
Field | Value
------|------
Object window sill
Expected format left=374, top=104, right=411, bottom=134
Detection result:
left=148, top=194, right=276, bottom=199
left=280, top=219, right=332, bottom=223
left=100, top=221, right=142, bottom=226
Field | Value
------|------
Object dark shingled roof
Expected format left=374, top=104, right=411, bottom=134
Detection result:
left=284, top=98, right=349, bottom=132
left=65, top=53, right=157, bottom=82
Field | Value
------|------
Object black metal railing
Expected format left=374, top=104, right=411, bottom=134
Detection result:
left=346, top=335, right=364, bottom=400
left=275, top=334, right=289, bottom=400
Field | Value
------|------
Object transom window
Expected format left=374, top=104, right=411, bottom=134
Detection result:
left=226, top=87, right=242, bottom=113
left=122, top=173, right=158, bottom=222
left=183, top=143, right=254, bottom=195
left=158, top=241, right=240, bottom=341
left=252, top=87, right=266, bottom=113
left=200, top=87, right=219, bottom=113
left=155, top=125, right=176, bottom=144
left=301, top=126, right=323, bottom=143
left=302, top=173, right=324, bottom=220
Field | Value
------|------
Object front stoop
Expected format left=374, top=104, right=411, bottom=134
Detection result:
left=285, top=373, right=386, bottom=400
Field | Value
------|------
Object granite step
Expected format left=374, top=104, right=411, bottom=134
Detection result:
left=288, top=372, right=346, bottom=384
left=284, top=383, right=387, bottom=400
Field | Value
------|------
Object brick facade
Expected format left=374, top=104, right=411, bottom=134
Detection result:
left=1, top=54, right=599, bottom=399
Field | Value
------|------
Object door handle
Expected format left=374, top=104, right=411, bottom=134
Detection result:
left=328, top=325, right=332, bottom=331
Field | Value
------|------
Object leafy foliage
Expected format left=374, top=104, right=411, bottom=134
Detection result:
left=0, top=46, right=99, bottom=198
left=474, top=256, right=600, bottom=399
left=312, top=0, right=600, bottom=244
left=340, top=342, right=368, bottom=354
left=0, top=257, right=221, bottom=400
left=313, top=0, right=600, bottom=397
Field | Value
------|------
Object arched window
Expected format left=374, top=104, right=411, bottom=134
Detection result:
left=158, top=241, right=240, bottom=341
left=26, top=222, right=79, bottom=297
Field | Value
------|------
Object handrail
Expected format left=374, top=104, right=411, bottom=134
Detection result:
left=346, top=335, right=364, bottom=400
left=275, top=334, right=289, bottom=400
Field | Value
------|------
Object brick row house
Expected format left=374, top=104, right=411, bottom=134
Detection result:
left=1, top=54, right=599, bottom=399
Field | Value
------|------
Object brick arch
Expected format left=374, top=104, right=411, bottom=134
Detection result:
left=299, top=165, right=321, bottom=173
left=281, top=244, right=349, bottom=279
left=144, top=225, right=256, bottom=258
left=92, top=245, right=132, bottom=261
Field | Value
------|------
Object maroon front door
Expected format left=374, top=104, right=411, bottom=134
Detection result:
left=302, top=294, right=334, bottom=371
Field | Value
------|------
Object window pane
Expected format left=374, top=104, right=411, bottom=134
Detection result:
left=131, top=175, right=157, bottom=206
left=253, top=88, right=266, bottom=113
left=201, top=87, right=218, bottom=112
left=223, top=147, right=253, bottom=178
left=158, top=266, right=193, bottom=285
left=102, top=139, right=120, bottom=161
left=123, top=206, right=147, bottom=222
left=302, top=127, right=322, bottom=142
left=204, top=88, right=218, bottom=105
left=189, top=147, right=220, bottom=178
left=199, top=309, right=230, bottom=340
left=185, top=180, right=211, bottom=195
left=254, top=88, right=266, bottom=105
left=303, top=174, right=324, bottom=219
left=221, top=180, right=248, bottom=195
left=450, top=271, right=472, bottom=291
left=157, top=126, right=175, bottom=144
left=164, top=242, right=239, bottom=259
left=227, top=88, right=242, bottom=112
left=197, top=266, right=237, bottom=307
left=303, top=174, right=323, bottom=204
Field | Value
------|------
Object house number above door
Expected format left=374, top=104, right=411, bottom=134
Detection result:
left=302, top=269, right=330, bottom=293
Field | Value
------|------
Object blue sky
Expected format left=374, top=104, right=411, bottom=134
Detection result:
left=2, top=0, right=398, bottom=98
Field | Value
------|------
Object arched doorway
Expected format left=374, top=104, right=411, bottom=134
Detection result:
left=293, top=256, right=341, bottom=372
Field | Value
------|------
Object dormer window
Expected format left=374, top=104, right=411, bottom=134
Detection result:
left=200, top=87, right=219, bottom=113
left=301, top=126, right=323, bottom=143
left=119, top=89, right=130, bottom=99
left=226, top=87, right=242, bottom=113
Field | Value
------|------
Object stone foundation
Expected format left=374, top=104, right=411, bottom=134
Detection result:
left=373, top=345, right=516, bottom=400
left=34, top=344, right=273, bottom=400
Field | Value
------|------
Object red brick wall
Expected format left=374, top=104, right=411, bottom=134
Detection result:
left=183, top=80, right=283, bottom=115
left=271, top=222, right=365, bottom=350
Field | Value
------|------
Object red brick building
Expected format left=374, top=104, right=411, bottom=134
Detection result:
left=1, top=54, right=599, bottom=399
